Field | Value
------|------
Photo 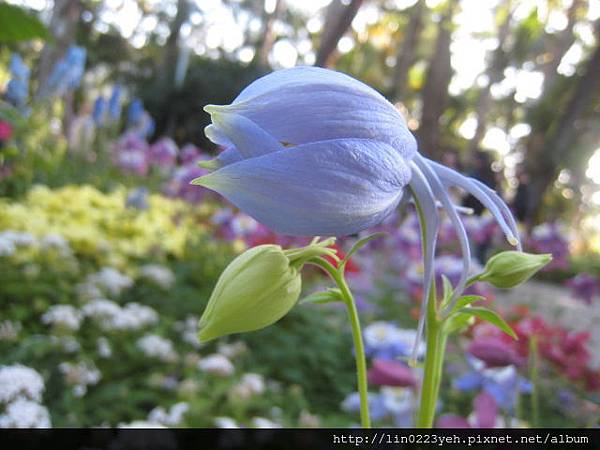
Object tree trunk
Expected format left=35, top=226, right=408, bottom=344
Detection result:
left=36, top=0, right=83, bottom=97
left=315, top=0, right=364, bottom=68
left=390, top=1, right=425, bottom=100
left=416, top=3, right=455, bottom=160
left=525, top=28, right=600, bottom=222
left=163, top=0, right=190, bottom=87
left=254, top=0, right=286, bottom=65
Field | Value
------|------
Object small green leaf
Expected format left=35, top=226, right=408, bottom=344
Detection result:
left=0, top=3, right=50, bottom=43
left=342, top=232, right=386, bottom=265
left=443, top=312, right=474, bottom=334
left=458, top=307, right=517, bottom=339
left=451, top=295, right=485, bottom=312
left=440, top=275, right=454, bottom=309
left=299, top=288, right=342, bottom=305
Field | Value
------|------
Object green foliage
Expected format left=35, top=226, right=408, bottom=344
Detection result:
left=0, top=3, right=49, bottom=43
left=135, top=57, right=268, bottom=146
left=239, top=306, right=355, bottom=412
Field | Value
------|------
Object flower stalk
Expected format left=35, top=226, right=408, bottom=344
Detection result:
left=309, top=256, right=371, bottom=428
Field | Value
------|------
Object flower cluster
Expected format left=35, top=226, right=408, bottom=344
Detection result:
left=0, top=365, right=50, bottom=428
left=136, top=334, right=177, bottom=362
left=58, top=362, right=101, bottom=397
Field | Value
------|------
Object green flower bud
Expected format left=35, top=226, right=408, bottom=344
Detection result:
left=477, top=251, right=552, bottom=289
left=198, top=244, right=302, bottom=342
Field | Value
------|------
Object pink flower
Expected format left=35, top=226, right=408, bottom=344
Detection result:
left=436, top=414, right=470, bottom=428
left=467, top=338, right=524, bottom=368
left=367, top=359, right=418, bottom=388
left=474, top=391, right=497, bottom=428
left=0, top=121, right=13, bottom=141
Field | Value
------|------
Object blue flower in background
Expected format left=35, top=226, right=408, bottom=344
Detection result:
left=42, top=46, right=87, bottom=98
left=127, top=99, right=144, bottom=127
left=108, top=85, right=122, bottom=121
left=454, top=358, right=531, bottom=412
left=93, top=96, right=106, bottom=125
left=5, top=54, right=30, bottom=108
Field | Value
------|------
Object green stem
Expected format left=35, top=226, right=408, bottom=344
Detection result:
left=411, top=187, right=448, bottom=428
left=415, top=285, right=447, bottom=428
left=529, top=335, right=540, bottom=427
left=309, top=257, right=371, bottom=428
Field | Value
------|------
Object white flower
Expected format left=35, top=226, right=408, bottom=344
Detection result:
left=97, top=337, right=112, bottom=358
left=137, top=335, right=177, bottom=362
left=251, top=417, right=282, bottom=428
left=82, top=299, right=158, bottom=331
left=197, top=354, right=234, bottom=377
left=230, top=214, right=259, bottom=236
left=0, top=237, right=16, bottom=257
left=0, top=399, right=51, bottom=428
left=214, top=416, right=238, bottom=428
left=174, top=316, right=201, bottom=349
left=0, top=365, right=45, bottom=404
left=86, top=267, right=133, bottom=297
left=148, top=402, right=189, bottom=426
left=217, top=341, right=248, bottom=359
left=230, top=373, right=265, bottom=400
left=363, top=321, right=403, bottom=348
left=380, top=387, right=413, bottom=415
left=118, top=420, right=165, bottom=428
left=59, top=362, right=101, bottom=394
left=41, top=305, right=82, bottom=331
left=139, top=264, right=175, bottom=289
left=0, top=231, right=36, bottom=247
left=41, top=234, right=71, bottom=255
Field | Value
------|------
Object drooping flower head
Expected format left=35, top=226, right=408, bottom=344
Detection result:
left=193, top=67, right=522, bottom=351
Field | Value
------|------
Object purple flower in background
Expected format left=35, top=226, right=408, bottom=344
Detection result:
left=164, top=161, right=209, bottom=203
left=473, top=391, right=498, bottom=427
left=117, top=149, right=148, bottom=176
left=567, top=273, right=600, bottom=304
left=179, top=144, right=202, bottom=164
left=149, top=137, right=178, bottom=168
left=467, top=338, right=524, bottom=368
left=368, top=359, right=418, bottom=388
left=527, top=223, right=569, bottom=271
left=436, top=414, right=471, bottom=428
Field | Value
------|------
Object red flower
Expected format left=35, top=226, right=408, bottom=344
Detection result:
left=324, top=243, right=360, bottom=274
left=367, top=359, right=418, bottom=388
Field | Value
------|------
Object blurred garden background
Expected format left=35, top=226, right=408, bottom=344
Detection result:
left=1, top=0, right=600, bottom=428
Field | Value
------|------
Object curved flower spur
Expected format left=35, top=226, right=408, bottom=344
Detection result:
left=192, top=66, right=521, bottom=315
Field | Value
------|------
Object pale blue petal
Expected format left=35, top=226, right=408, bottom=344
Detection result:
left=415, top=155, right=471, bottom=301
left=210, top=66, right=417, bottom=160
left=427, top=158, right=520, bottom=248
left=407, top=162, right=439, bottom=361
left=193, top=138, right=410, bottom=236
left=206, top=110, right=283, bottom=158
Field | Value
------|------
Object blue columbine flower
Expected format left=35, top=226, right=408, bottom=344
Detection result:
left=5, top=54, right=30, bottom=109
left=93, top=96, right=106, bottom=125
left=193, top=66, right=522, bottom=348
left=41, top=46, right=86, bottom=98
left=108, top=84, right=122, bottom=121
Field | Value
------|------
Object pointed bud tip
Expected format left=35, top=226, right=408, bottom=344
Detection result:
left=197, top=158, right=221, bottom=170
left=204, top=104, right=228, bottom=114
